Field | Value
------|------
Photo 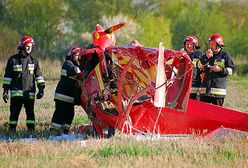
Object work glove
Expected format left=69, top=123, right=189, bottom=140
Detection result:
left=2, top=90, right=9, bottom=103
left=36, top=90, right=44, bottom=99
left=76, top=72, right=84, bottom=80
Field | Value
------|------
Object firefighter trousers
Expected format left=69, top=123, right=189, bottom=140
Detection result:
left=9, top=98, right=35, bottom=131
left=51, top=100, right=75, bottom=134
left=190, top=93, right=199, bottom=100
left=200, top=96, right=224, bottom=106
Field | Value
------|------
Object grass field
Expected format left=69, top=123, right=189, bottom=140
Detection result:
left=0, top=60, right=248, bottom=167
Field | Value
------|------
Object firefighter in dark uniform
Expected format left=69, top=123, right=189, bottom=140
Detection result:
left=2, top=36, right=45, bottom=132
left=182, top=35, right=202, bottom=99
left=50, top=46, right=83, bottom=134
left=197, top=33, right=234, bottom=106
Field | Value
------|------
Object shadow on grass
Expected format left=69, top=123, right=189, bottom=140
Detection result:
left=0, top=121, right=90, bottom=142
left=0, top=122, right=53, bottom=141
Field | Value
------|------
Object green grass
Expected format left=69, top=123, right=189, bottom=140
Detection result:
left=73, top=115, right=91, bottom=126
left=89, top=144, right=153, bottom=158
left=83, top=137, right=248, bottom=167
left=225, top=79, right=248, bottom=111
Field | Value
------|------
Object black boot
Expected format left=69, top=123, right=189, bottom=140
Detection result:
left=50, top=128, right=62, bottom=136
left=27, top=127, right=35, bottom=134
left=63, top=129, right=70, bottom=134
left=9, top=127, right=16, bottom=134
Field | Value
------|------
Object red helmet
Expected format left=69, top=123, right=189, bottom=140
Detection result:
left=184, top=35, right=200, bottom=49
left=209, top=33, right=224, bottom=47
left=68, top=46, right=82, bottom=57
left=18, top=36, right=34, bottom=47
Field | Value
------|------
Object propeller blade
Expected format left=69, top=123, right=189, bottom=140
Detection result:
left=104, top=22, right=127, bottom=34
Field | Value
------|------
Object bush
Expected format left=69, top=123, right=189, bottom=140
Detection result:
left=0, top=25, right=20, bottom=61
left=235, top=64, right=248, bottom=76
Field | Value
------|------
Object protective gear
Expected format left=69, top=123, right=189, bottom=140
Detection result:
left=3, top=54, right=45, bottom=99
left=208, top=34, right=224, bottom=47
left=2, top=50, right=45, bottom=131
left=200, top=96, right=224, bottom=106
left=198, top=49, right=234, bottom=106
left=51, top=58, right=81, bottom=134
left=18, top=36, right=34, bottom=47
left=51, top=54, right=83, bottom=133
left=184, top=35, right=200, bottom=49
left=9, top=98, right=35, bottom=130
left=36, top=85, right=45, bottom=99
left=54, top=60, right=81, bottom=103
left=68, top=46, right=82, bottom=58
left=188, top=50, right=203, bottom=99
left=76, top=72, right=83, bottom=80
left=36, top=90, right=44, bottom=99
left=3, top=90, right=9, bottom=103
left=183, top=35, right=202, bottom=100
left=50, top=101, right=75, bottom=135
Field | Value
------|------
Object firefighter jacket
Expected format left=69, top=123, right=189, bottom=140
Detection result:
left=189, top=50, right=202, bottom=94
left=2, top=53, right=45, bottom=100
left=54, top=59, right=81, bottom=104
left=197, top=49, right=234, bottom=98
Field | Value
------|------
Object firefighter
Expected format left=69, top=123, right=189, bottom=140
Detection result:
left=197, top=33, right=234, bottom=106
left=182, top=35, right=202, bottom=99
left=2, top=36, right=45, bottom=132
left=50, top=46, right=83, bottom=135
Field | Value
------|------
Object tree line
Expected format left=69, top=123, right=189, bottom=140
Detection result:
left=0, top=0, right=247, bottom=61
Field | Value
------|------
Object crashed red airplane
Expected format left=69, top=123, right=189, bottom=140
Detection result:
left=78, top=22, right=248, bottom=138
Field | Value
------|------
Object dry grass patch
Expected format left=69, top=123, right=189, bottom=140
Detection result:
left=0, top=134, right=248, bottom=167
left=67, top=155, right=97, bottom=168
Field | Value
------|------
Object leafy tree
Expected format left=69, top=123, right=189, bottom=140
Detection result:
left=0, top=25, right=20, bottom=60
left=0, top=0, right=9, bottom=23
left=5, top=0, right=67, bottom=58
left=229, top=28, right=248, bottom=57
left=65, top=0, right=134, bottom=33
left=220, top=1, right=248, bottom=57
left=136, top=13, right=172, bottom=48
left=171, top=1, right=229, bottom=52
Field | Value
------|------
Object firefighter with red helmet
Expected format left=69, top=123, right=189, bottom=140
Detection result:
left=197, top=33, right=234, bottom=106
left=2, top=36, right=45, bottom=132
left=50, top=46, right=83, bottom=135
left=183, top=35, right=203, bottom=99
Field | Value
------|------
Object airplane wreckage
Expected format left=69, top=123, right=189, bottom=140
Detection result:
left=77, top=22, right=248, bottom=138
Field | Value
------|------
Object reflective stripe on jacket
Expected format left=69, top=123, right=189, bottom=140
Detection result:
left=198, top=49, right=234, bottom=98
left=2, top=53, right=45, bottom=99
left=198, top=87, right=226, bottom=96
left=189, top=50, right=202, bottom=94
left=54, top=60, right=81, bottom=104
